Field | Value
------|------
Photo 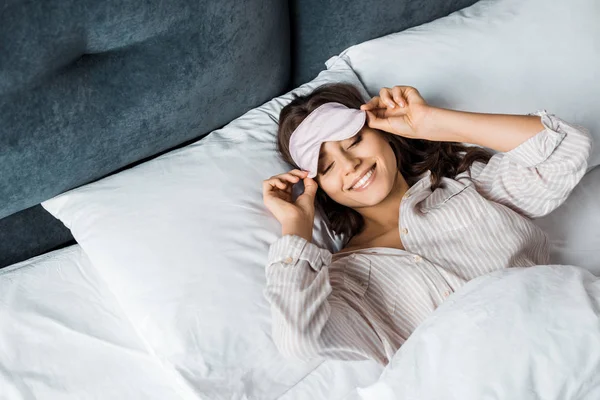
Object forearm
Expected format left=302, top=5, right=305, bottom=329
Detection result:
left=425, top=107, right=545, bottom=153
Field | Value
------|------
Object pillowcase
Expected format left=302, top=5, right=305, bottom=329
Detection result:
left=42, top=56, right=384, bottom=400
left=334, top=0, right=599, bottom=171
left=533, top=165, right=600, bottom=277
left=0, top=246, right=185, bottom=399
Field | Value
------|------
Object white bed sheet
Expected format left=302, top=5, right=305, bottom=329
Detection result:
left=0, top=244, right=385, bottom=400
left=0, top=245, right=194, bottom=400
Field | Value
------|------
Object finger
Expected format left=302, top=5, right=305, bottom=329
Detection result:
left=282, top=172, right=307, bottom=183
left=391, top=86, right=405, bottom=107
left=379, top=87, right=396, bottom=108
left=278, top=173, right=299, bottom=184
left=365, top=110, right=386, bottom=130
left=288, top=170, right=308, bottom=179
left=274, top=179, right=288, bottom=190
left=374, top=107, right=393, bottom=120
left=265, top=178, right=288, bottom=191
left=397, top=86, right=424, bottom=104
left=263, top=179, right=282, bottom=195
left=288, top=168, right=307, bottom=174
left=302, top=177, right=318, bottom=197
left=264, top=190, right=292, bottom=205
left=360, top=96, right=381, bottom=111
left=264, top=171, right=306, bottom=194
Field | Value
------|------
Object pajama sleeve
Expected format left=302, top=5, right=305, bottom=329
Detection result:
left=263, top=234, right=389, bottom=365
left=469, top=110, right=593, bottom=219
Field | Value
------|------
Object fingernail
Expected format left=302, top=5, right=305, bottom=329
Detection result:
left=388, top=102, right=395, bottom=108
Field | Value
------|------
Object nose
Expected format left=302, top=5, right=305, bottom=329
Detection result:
left=340, top=154, right=361, bottom=176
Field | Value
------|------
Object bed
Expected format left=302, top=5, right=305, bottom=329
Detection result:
left=2, top=0, right=600, bottom=398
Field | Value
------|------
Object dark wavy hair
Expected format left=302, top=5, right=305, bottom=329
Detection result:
left=277, top=82, right=493, bottom=241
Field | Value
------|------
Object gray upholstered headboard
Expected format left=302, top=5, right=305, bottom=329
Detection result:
left=0, top=0, right=478, bottom=268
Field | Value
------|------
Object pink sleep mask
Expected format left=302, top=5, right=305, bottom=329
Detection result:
left=289, top=102, right=366, bottom=178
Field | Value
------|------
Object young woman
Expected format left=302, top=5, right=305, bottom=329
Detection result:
left=262, top=83, right=592, bottom=365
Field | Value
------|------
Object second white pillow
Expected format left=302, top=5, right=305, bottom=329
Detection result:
left=336, top=0, right=599, bottom=170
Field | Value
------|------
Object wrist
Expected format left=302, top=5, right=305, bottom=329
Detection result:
left=412, top=104, right=438, bottom=140
left=281, top=221, right=313, bottom=243
left=418, top=106, right=467, bottom=143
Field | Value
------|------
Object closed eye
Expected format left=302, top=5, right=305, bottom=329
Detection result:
left=322, top=134, right=362, bottom=175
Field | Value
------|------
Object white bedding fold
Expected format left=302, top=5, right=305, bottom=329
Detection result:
left=0, top=246, right=190, bottom=400
left=347, top=264, right=600, bottom=400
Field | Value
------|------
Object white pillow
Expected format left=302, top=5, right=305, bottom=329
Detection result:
left=42, top=57, right=384, bottom=400
left=534, top=165, right=600, bottom=276
left=334, top=0, right=599, bottom=171
left=0, top=246, right=185, bottom=399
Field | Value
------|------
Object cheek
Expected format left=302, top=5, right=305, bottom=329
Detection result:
left=382, top=145, right=398, bottom=169
left=323, top=181, right=341, bottom=196
left=321, top=180, right=346, bottom=202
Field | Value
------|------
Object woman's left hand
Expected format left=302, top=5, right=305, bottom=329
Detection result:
left=360, top=86, right=435, bottom=140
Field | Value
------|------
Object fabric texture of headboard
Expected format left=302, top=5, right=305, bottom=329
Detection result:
left=288, top=0, right=479, bottom=87
left=0, top=0, right=479, bottom=268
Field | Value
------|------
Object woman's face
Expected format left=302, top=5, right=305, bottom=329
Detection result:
left=315, top=126, right=403, bottom=209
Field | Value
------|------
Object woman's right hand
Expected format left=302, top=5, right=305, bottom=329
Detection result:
left=263, top=169, right=319, bottom=228
left=360, top=85, right=433, bottom=140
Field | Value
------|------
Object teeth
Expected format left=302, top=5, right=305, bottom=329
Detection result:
left=352, top=166, right=375, bottom=190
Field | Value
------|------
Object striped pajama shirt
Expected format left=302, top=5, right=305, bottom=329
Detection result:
left=264, top=110, right=593, bottom=365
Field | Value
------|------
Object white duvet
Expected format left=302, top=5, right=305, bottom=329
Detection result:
left=346, top=264, right=600, bottom=400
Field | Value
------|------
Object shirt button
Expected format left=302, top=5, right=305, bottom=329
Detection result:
left=443, top=290, right=451, bottom=298
left=404, top=192, right=411, bottom=199
left=401, top=228, right=409, bottom=235
left=413, top=255, right=422, bottom=262
left=283, top=256, right=294, bottom=264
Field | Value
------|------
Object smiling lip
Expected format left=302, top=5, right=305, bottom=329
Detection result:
left=350, top=164, right=376, bottom=191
